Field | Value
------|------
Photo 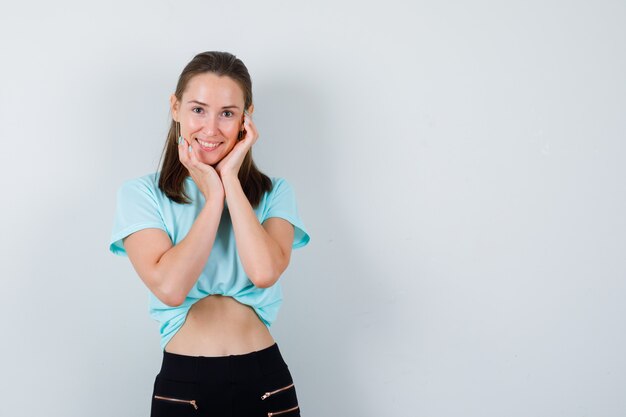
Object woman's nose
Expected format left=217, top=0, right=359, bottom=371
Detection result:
left=202, top=116, right=218, bottom=136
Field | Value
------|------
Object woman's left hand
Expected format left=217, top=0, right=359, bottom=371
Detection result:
left=215, top=113, right=259, bottom=179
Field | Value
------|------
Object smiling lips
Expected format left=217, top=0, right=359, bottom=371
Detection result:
left=196, top=138, right=222, bottom=151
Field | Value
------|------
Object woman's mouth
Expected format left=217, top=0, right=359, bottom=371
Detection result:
left=196, top=139, right=222, bottom=152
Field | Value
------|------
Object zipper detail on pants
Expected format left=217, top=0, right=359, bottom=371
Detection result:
left=261, top=382, right=295, bottom=400
left=153, top=395, right=198, bottom=410
left=268, top=404, right=300, bottom=416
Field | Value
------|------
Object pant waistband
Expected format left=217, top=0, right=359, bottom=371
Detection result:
left=158, top=342, right=288, bottom=383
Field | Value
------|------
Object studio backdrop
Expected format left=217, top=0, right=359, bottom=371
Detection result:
left=1, top=1, right=624, bottom=416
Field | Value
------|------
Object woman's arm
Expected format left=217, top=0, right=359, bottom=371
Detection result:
left=222, top=174, right=295, bottom=288
left=124, top=197, right=224, bottom=306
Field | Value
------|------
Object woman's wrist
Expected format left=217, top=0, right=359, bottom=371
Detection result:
left=203, top=193, right=225, bottom=210
left=221, top=173, right=240, bottom=189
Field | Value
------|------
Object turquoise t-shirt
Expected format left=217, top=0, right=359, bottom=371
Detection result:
left=109, top=172, right=310, bottom=351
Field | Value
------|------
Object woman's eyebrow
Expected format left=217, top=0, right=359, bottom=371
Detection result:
left=187, top=100, right=240, bottom=110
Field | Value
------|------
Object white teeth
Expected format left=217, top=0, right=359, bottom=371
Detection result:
left=197, top=139, right=220, bottom=148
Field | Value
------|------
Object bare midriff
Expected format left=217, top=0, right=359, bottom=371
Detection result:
left=164, top=294, right=276, bottom=356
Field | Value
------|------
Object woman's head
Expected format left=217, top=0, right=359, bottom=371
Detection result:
left=170, top=51, right=254, bottom=167
left=157, top=51, right=271, bottom=205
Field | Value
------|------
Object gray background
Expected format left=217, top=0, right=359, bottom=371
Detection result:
left=1, top=1, right=625, bottom=416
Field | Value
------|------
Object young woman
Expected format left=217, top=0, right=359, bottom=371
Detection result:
left=109, top=51, right=310, bottom=417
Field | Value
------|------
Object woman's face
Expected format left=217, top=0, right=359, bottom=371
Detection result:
left=171, top=72, right=247, bottom=167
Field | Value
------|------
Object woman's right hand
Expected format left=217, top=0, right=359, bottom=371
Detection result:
left=177, top=137, right=225, bottom=203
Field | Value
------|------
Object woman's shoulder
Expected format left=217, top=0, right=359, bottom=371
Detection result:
left=116, top=171, right=162, bottom=197
left=267, top=175, right=292, bottom=188
left=263, top=176, right=292, bottom=197
left=260, top=176, right=302, bottom=206
left=120, top=171, right=160, bottom=186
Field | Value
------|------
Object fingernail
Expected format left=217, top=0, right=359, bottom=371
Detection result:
left=188, top=145, right=192, bottom=152
left=178, top=136, right=182, bottom=145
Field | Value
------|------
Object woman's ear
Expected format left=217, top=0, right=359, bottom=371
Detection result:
left=246, top=103, right=255, bottom=116
left=169, top=93, right=179, bottom=122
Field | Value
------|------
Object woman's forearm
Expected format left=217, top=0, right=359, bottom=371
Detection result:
left=222, top=175, right=284, bottom=288
left=155, top=197, right=224, bottom=305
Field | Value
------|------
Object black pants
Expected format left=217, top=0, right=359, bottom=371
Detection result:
left=150, top=342, right=301, bottom=417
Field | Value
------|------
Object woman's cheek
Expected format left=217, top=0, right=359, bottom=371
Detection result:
left=186, top=119, right=203, bottom=135
left=222, top=122, right=239, bottom=137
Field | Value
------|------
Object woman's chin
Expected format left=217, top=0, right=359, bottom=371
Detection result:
left=202, top=156, right=224, bottom=167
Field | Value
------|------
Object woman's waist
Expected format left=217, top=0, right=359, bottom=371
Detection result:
left=163, top=294, right=275, bottom=356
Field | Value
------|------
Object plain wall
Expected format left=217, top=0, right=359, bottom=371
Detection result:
left=1, top=1, right=625, bottom=416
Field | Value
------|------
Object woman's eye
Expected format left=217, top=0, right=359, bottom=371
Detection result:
left=192, top=107, right=203, bottom=114
left=222, top=111, right=233, bottom=117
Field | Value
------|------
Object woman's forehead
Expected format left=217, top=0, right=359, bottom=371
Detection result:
left=183, top=73, right=244, bottom=105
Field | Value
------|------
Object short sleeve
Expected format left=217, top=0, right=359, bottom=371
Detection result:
left=263, top=178, right=311, bottom=249
left=109, top=179, right=169, bottom=257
